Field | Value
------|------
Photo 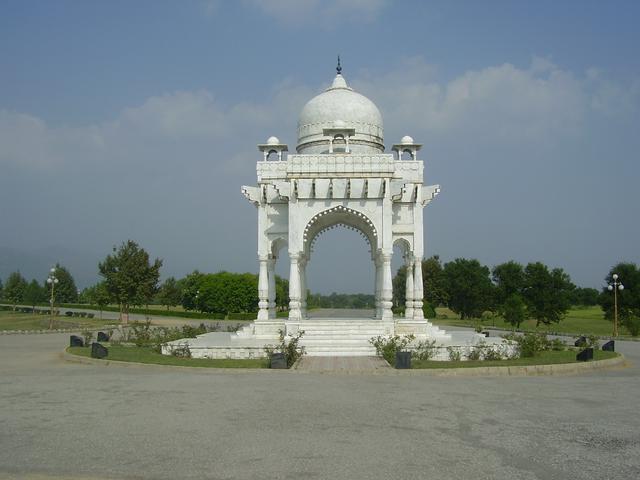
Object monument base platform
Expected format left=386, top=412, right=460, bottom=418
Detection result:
left=161, top=316, right=515, bottom=360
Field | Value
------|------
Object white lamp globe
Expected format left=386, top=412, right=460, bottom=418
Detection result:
left=619, top=284, right=624, bottom=291
left=47, top=278, right=52, bottom=284
left=613, top=273, right=619, bottom=280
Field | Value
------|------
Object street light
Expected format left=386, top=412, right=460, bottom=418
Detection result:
left=46, top=267, right=59, bottom=330
left=607, top=273, right=624, bottom=337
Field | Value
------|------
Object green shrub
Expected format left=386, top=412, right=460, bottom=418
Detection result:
left=626, top=316, right=640, bottom=337
left=446, top=346, right=461, bottom=361
left=412, top=339, right=437, bottom=361
left=422, top=302, right=436, bottom=319
left=369, top=334, right=415, bottom=366
left=550, top=338, right=566, bottom=351
left=264, top=329, right=306, bottom=368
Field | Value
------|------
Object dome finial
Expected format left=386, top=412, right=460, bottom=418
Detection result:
left=336, top=55, right=342, bottom=75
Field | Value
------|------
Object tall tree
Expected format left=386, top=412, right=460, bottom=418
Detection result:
left=492, top=261, right=525, bottom=305
left=46, top=264, right=78, bottom=303
left=598, top=262, right=640, bottom=335
left=83, top=281, right=111, bottom=319
left=178, top=270, right=206, bottom=311
left=0, top=278, right=4, bottom=300
left=502, top=293, right=527, bottom=329
left=157, top=277, right=181, bottom=311
left=197, top=272, right=258, bottom=314
left=523, top=262, right=574, bottom=326
left=443, top=258, right=494, bottom=319
left=98, top=240, right=162, bottom=323
left=23, top=280, right=46, bottom=308
left=422, top=255, right=449, bottom=307
left=4, top=271, right=27, bottom=310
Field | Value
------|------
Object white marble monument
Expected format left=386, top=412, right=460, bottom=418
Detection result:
left=163, top=63, right=506, bottom=359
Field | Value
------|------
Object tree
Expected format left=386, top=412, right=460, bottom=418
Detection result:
left=523, top=262, right=574, bottom=326
left=157, top=277, right=181, bottom=311
left=98, top=240, right=163, bottom=323
left=501, top=293, right=526, bottom=329
left=443, top=258, right=494, bottom=319
left=23, top=280, right=46, bottom=308
left=178, top=270, right=206, bottom=311
left=492, top=261, right=525, bottom=305
left=598, top=262, right=640, bottom=335
left=197, top=272, right=258, bottom=314
left=83, top=281, right=111, bottom=319
left=422, top=255, right=449, bottom=307
left=570, top=287, right=599, bottom=306
left=4, top=271, right=27, bottom=310
left=46, top=264, right=78, bottom=303
left=0, top=278, right=4, bottom=300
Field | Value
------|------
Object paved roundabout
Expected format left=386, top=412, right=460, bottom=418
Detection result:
left=1, top=332, right=639, bottom=480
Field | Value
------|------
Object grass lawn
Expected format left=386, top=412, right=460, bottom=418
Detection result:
left=412, top=349, right=619, bottom=369
left=67, top=345, right=269, bottom=368
left=0, top=310, right=115, bottom=331
left=430, top=305, right=632, bottom=337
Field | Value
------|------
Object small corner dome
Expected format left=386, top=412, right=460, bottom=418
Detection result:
left=297, top=73, right=384, bottom=154
left=266, top=136, right=280, bottom=145
left=401, top=135, right=414, bottom=145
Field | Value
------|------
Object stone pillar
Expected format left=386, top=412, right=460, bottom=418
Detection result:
left=288, top=252, right=302, bottom=321
left=374, top=254, right=382, bottom=319
left=381, top=252, right=393, bottom=321
left=268, top=257, right=276, bottom=319
left=300, top=256, right=307, bottom=319
left=413, top=258, right=424, bottom=320
left=257, top=255, right=269, bottom=321
left=405, top=257, right=414, bottom=319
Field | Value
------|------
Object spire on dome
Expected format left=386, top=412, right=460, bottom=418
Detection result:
left=337, top=55, right=342, bottom=75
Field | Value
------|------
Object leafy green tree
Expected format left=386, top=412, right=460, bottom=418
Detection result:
left=422, top=255, right=449, bottom=307
left=178, top=270, right=206, bottom=311
left=197, top=272, right=258, bottom=314
left=443, top=258, right=494, bottom=319
left=157, top=277, right=181, bottom=311
left=502, top=293, right=527, bottom=329
left=275, top=276, right=289, bottom=311
left=0, top=278, right=4, bottom=300
left=4, top=271, right=27, bottom=310
left=598, top=262, right=640, bottom=335
left=23, top=279, right=46, bottom=308
left=83, top=281, right=111, bottom=319
left=46, top=264, right=78, bottom=303
left=570, top=287, right=599, bottom=306
left=98, top=240, right=163, bottom=323
left=523, top=262, right=574, bottom=326
left=492, top=261, right=525, bottom=305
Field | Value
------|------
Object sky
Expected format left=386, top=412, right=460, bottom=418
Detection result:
left=0, top=0, right=639, bottom=293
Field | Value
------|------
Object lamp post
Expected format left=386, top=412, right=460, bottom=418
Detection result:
left=607, top=273, right=624, bottom=337
left=46, top=267, right=59, bottom=330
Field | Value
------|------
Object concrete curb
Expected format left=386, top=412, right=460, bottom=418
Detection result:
left=62, top=349, right=629, bottom=376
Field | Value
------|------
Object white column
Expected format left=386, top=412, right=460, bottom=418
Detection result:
left=268, top=257, right=276, bottom=319
left=374, top=254, right=382, bottom=318
left=381, top=252, right=393, bottom=321
left=257, top=255, right=269, bottom=321
left=288, top=252, right=302, bottom=321
left=413, top=258, right=424, bottom=320
left=405, top=257, right=414, bottom=319
left=300, top=256, right=307, bottom=319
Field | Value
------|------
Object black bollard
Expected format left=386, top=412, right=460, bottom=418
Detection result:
left=602, top=340, right=615, bottom=352
left=91, top=343, right=108, bottom=359
left=482, top=331, right=490, bottom=337
left=69, top=335, right=84, bottom=347
left=395, top=351, right=412, bottom=369
left=270, top=353, right=287, bottom=369
left=576, top=347, right=594, bottom=362
left=574, top=336, right=587, bottom=347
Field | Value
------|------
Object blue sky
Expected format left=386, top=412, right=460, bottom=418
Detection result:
left=1, top=0, right=639, bottom=293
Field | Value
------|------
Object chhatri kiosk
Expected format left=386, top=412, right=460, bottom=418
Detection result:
left=165, top=65, right=493, bottom=358
left=241, top=64, right=448, bottom=347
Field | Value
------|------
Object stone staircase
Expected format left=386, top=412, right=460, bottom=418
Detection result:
left=298, top=319, right=387, bottom=356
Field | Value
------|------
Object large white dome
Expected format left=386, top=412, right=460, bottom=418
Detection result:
left=297, top=74, right=384, bottom=154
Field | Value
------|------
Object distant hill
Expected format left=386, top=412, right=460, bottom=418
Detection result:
left=0, top=245, right=101, bottom=289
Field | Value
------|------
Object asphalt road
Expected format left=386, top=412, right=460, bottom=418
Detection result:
left=0, top=331, right=639, bottom=479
